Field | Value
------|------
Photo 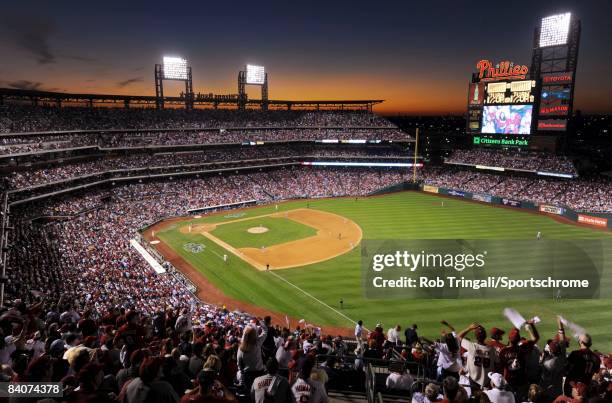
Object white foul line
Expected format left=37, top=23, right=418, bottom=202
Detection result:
left=268, top=270, right=368, bottom=331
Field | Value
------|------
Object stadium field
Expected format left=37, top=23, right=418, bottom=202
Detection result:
left=151, top=191, right=612, bottom=350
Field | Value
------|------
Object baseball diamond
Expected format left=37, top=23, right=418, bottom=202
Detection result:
left=144, top=192, right=612, bottom=350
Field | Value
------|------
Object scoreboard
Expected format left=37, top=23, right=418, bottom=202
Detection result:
left=464, top=13, right=580, bottom=152
left=485, top=80, right=536, bottom=104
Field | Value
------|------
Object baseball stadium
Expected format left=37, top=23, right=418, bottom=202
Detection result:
left=1, top=3, right=612, bottom=403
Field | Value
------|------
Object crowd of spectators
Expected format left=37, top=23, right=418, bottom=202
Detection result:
left=0, top=166, right=414, bottom=401
left=2, top=146, right=408, bottom=190
left=557, top=180, right=612, bottom=213
left=0, top=133, right=98, bottom=155
left=2, top=249, right=610, bottom=403
left=420, top=169, right=612, bottom=213
left=3, top=153, right=610, bottom=212
left=8, top=166, right=409, bottom=302
left=0, top=107, right=408, bottom=155
left=457, top=173, right=504, bottom=195
left=0, top=106, right=395, bottom=133
left=446, top=149, right=578, bottom=176
left=0, top=128, right=408, bottom=155
left=357, top=320, right=611, bottom=402
left=421, top=168, right=475, bottom=190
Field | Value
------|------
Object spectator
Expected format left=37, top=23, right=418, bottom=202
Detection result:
left=412, top=383, right=443, bottom=403
left=405, top=324, right=418, bottom=347
left=440, top=376, right=467, bottom=403
left=251, top=358, right=291, bottom=403
left=553, top=381, right=589, bottom=403
left=237, top=322, right=268, bottom=391
left=565, top=334, right=600, bottom=393
left=457, top=323, right=497, bottom=390
left=487, top=327, right=506, bottom=353
left=484, top=372, right=515, bottom=403
left=387, top=325, right=402, bottom=345
left=498, top=322, right=539, bottom=399
left=354, top=321, right=364, bottom=341
left=423, top=322, right=461, bottom=381
left=290, top=360, right=328, bottom=403
left=122, top=356, right=179, bottom=403
left=385, top=361, right=414, bottom=392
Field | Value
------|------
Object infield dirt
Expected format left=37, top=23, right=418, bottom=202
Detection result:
left=178, top=208, right=361, bottom=270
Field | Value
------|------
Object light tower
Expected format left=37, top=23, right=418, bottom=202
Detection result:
left=154, top=56, right=194, bottom=109
left=531, top=13, right=581, bottom=135
left=238, top=64, right=269, bottom=110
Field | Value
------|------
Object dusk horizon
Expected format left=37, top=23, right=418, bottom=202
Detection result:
left=2, top=0, right=611, bottom=115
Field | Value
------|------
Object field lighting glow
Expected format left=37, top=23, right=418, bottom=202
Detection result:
left=246, top=64, right=266, bottom=85
left=539, top=13, right=571, bottom=47
left=163, top=56, right=188, bottom=80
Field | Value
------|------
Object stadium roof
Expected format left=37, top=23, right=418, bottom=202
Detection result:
left=0, top=88, right=383, bottom=110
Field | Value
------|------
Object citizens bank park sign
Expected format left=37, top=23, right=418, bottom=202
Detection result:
left=476, top=60, right=529, bottom=82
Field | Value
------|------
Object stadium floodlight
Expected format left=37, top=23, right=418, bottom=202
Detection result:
left=163, top=56, right=188, bottom=80
left=539, top=13, right=571, bottom=47
left=246, top=64, right=266, bottom=85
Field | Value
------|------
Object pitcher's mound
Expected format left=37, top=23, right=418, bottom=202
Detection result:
left=248, top=226, right=269, bottom=234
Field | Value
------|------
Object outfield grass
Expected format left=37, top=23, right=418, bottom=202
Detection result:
left=156, top=192, right=612, bottom=351
left=210, top=216, right=317, bottom=249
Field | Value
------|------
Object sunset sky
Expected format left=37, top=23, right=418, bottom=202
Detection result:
left=1, top=0, right=611, bottom=115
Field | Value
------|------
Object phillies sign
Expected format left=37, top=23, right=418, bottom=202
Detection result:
left=476, top=60, right=529, bottom=81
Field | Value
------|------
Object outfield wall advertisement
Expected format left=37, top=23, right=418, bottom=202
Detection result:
left=577, top=214, right=608, bottom=228
left=472, top=194, right=492, bottom=203
left=539, top=205, right=565, bottom=215
left=447, top=190, right=466, bottom=198
left=501, top=198, right=522, bottom=207
left=423, top=185, right=439, bottom=193
left=423, top=185, right=612, bottom=229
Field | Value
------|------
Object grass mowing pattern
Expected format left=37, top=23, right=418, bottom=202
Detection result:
left=210, top=216, right=317, bottom=249
left=157, top=192, right=612, bottom=351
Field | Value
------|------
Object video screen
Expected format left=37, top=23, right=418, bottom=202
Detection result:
left=481, top=105, right=533, bottom=135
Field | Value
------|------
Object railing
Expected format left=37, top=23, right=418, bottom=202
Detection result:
left=366, top=363, right=376, bottom=403
left=8, top=162, right=299, bottom=206
left=133, top=231, right=198, bottom=296
left=0, top=128, right=411, bottom=160
left=0, top=192, right=10, bottom=306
